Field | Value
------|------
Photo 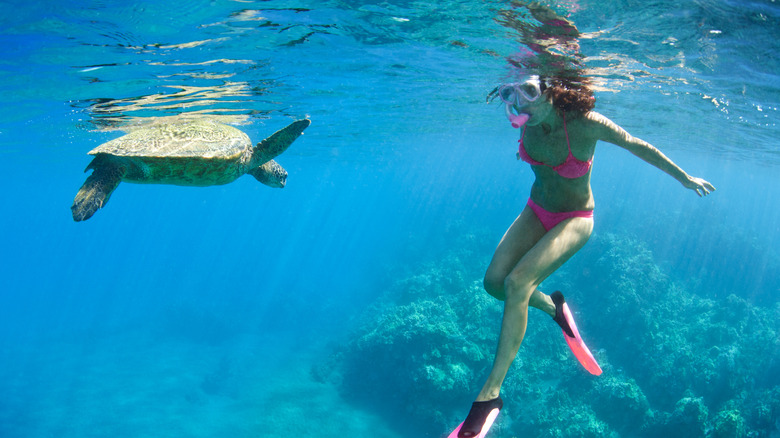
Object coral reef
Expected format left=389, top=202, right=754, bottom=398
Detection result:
left=711, top=408, right=747, bottom=438
left=315, top=229, right=780, bottom=437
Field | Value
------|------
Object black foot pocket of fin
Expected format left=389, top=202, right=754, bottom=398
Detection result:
left=551, top=291, right=575, bottom=338
left=458, top=397, right=503, bottom=438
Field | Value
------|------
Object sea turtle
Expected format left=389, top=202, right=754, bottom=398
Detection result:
left=71, top=118, right=310, bottom=221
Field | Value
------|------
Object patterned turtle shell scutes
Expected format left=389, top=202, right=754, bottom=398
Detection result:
left=89, top=120, right=252, bottom=160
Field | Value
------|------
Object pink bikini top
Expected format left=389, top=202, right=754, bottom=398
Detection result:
left=516, top=112, right=592, bottom=179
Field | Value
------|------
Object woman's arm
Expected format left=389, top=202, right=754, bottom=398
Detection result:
left=587, top=112, right=715, bottom=196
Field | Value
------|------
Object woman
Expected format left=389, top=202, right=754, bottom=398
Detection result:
left=452, top=75, right=715, bottom=438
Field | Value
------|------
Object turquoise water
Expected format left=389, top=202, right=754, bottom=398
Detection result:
left=0, top=1, right=778, bottom=437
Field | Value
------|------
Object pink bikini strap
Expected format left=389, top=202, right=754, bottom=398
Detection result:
left=517, top=126, right=526, bottom=159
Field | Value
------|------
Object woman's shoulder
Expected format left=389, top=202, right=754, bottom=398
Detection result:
left=564, top=110, right=611, bottom=126
left=582, top=111, right=614, bottom=125
left=580, top=111, right=634, bottom=144
left=580, top=111, right=625, bottom=135
left=566, top=111, right=612, bottom=139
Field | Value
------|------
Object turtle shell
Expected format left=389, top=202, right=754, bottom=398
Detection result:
left=89, top=120, right=254, bottom=186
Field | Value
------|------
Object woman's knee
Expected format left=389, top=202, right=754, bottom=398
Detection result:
left=503, top=271, right=536, bottom=302
left=483, top=272, right=506, bottom=300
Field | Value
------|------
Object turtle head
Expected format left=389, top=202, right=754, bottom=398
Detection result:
left=252, top=118, right=311, bottom=166
left=248, top=160, right=288, bottom=188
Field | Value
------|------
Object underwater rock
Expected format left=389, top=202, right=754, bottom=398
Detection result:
left=319, top=292, right=499, bottom=432
left=671, top=396, right=708, bottom=433
left=644, top=395, right=709, bottom=437
left=743, top=387, right=780, bottom=437
left=586, top=374, right=651, bottom=434
left=533, top=391, right=614, bottom=438
left=711, top=408, right=747, bottom=438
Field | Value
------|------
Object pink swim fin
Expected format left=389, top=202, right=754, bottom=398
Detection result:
left=551, top=291, right=602, bottom=376
left=448, top=397, right=502, bottom=438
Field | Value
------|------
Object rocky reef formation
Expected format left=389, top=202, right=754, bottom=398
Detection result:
left=314, top=230, right=780, bottom=437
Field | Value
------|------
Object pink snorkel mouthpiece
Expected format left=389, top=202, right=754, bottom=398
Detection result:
left=509, top=112, right=530, bottom=128
left=505, top=103, right=530, bottom=128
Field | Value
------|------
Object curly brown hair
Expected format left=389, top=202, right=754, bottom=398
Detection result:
left=542, top=76, right=595, bottom=115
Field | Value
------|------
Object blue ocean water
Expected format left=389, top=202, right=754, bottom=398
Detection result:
left=0, top=0, right=778, bottom=437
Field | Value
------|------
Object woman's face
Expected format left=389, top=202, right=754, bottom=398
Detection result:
left=521, top=93, right=553, bottom=126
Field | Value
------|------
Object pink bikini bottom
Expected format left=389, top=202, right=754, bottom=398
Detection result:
left=527, top=198, right=593, bottom=232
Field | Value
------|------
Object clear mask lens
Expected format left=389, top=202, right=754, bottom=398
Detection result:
left=498, top=85, right=517, bottom=104
left=498, top=76, right=542, bottom=106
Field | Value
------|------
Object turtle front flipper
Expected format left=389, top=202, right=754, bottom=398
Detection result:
left=248, top=159, right=288, bottom=188
left=71, top=155, right=127, bottom=222
left=253, top=119, right=311, bottom=165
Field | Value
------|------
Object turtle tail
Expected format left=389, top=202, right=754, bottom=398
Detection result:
left=71, top=155, right=126, bottom=222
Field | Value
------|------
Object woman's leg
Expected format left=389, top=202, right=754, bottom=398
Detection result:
left=483, top=206, right=547, bottom=301
left=484, top=206, right=557, bottom=315
left=476, top=215, right=593, bottom=401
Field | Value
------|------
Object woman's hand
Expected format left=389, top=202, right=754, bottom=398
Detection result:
left=683, top=176, right=716, bottom=197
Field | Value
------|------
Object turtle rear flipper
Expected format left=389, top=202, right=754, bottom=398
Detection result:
left=253, top=119, right=310, bottom=164
left=71, top=155, right=126, bottom=222
left=248, top=159, right=287, bottom=188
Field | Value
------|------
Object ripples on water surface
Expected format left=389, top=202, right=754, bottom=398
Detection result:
left=2, top=0, right=777, bottom=150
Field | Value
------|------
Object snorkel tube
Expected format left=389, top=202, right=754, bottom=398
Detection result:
left=505, top=103, right=530, bottom=129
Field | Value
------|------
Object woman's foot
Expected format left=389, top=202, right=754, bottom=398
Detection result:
left=458, top=396, right=503, bottom=438
left=551, top=291, right=575, bottom=337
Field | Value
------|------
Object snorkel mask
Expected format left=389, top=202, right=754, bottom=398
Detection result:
left=495, top=75, right=545, bottom=128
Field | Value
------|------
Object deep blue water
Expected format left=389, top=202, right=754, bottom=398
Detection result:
left=0, top=0, right=778, bottom=437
